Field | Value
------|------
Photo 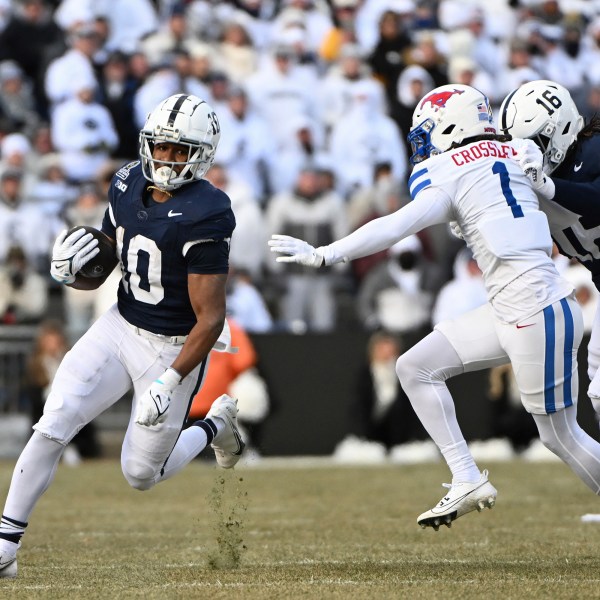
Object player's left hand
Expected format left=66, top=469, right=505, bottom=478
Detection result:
left=135, top=368, right=181, bottom=427
left=268, top=234, right=325, bottom=267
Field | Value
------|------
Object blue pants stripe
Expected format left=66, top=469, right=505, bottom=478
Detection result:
left=543, top=305, right=556, bottom=414
left=560, top=298, right=574, bottom=408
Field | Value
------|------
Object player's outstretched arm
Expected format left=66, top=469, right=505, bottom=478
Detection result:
left=269, top=190, right=451, bottom=267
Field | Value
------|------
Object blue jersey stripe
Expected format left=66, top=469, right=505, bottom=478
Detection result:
left=409, top=168, right=430, bottom=200
left=410, top=178, right=432, bottom=200
left=408, top=167, right=429, bottom=187
left=560, top=298, right=574, bottom=408
left=543, top=305, right=556, bottom=414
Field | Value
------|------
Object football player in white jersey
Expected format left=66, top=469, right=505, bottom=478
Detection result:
left=270, top=84, right=600, bottom=530
left=499, top=80, right=600, bottom=421
left=0, top=94, right=246, bottom=578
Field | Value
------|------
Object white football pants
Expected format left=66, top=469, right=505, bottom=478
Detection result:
left=0, top=305, right=215, bottom=532
left=397, top=296, right=600, bottom=493
left=586, top=303, right=600, bottom=413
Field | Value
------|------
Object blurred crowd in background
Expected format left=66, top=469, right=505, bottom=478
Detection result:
left=1, top=0, right=600, bottom=338
left=1, top=0, right=599, bottom=458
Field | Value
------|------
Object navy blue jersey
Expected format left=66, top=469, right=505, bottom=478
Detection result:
left=542, top=134, right=600, bottom=289
left=101, top=161, right=235, bottom=336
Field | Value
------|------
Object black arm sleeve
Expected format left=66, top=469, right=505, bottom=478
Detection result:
left=185, top=239, right=230, bottom=274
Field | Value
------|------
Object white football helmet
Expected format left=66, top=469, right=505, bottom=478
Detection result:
left=139, top=93, right=221, bottom=190
left=498, top=80, right=583, bottom=174
left=408, top=84, right=495, bottom=164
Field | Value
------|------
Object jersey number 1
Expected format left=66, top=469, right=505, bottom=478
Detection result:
left=492, top=162, right=524, bottom=218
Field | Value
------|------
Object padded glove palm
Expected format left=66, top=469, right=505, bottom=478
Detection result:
left=50, top=228, right=99, bottom=284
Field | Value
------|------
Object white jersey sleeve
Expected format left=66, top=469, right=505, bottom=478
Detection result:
left=326, top=187, right=452, bottom=263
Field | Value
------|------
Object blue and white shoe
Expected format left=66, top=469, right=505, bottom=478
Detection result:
left=206, top=394, right=245, bottom=469
left=417, top=470, right=497, bottom=530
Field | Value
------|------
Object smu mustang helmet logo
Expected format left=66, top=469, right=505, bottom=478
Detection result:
left=420, top=89, right=464, bottom=111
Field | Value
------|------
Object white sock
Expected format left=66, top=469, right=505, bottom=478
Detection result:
left=442, top=440, right=482, bottom=485
left=2, top=431, right=63, bottom=526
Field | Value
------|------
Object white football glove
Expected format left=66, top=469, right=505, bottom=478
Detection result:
left=515, top=139, right=555, bottom=199
left=135, top=368, right=181, bottom=427
left=268, top=234, right=325, bottom=267
left=50, top=228, right=100, bottom=284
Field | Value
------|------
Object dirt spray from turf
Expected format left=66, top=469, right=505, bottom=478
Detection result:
left=206, top=470, right=248, bottom=569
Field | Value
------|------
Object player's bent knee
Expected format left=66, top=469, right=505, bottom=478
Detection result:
left=122, top=458, right=158, bottom=491
left=396, top=352, right=443, bottom=388
left=395, top=354, right=414, bottom=387
left=34, top=404, right=87, bottom=446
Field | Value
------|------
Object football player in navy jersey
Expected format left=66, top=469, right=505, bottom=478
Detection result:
left=0, top=94, right=245, bottom=578
left=499, top=80, right=600, bottom=419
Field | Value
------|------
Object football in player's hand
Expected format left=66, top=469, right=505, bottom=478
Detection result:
left=67, top=225, right=117, bottom=279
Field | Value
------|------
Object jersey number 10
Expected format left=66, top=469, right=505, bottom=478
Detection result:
left=116, top=227, right=165, bottom=304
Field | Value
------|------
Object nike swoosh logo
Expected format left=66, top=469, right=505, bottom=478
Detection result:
left=151, top=392, right=168, bottom=418
left=0, top=556, right=15, bottom=568
left=168, top=210, right=183, bottom=217
left=430, top=488, right=481, bottom=513
left=230, top=422, right=244, bottom=455
left=516, top=323, right=535, bottom=329
left=574, top=162, right=583, bottom=172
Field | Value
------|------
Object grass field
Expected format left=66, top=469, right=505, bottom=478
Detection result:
left=1, top=458, right=600, bottom=599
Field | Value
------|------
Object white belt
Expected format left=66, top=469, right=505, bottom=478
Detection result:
left=126, top=321, right=188, bottom=345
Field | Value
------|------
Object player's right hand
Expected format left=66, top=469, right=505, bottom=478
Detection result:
left=50, top=228, right=99, bottom=284
left=268, top=234, right=325, bottom=267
